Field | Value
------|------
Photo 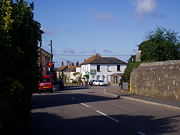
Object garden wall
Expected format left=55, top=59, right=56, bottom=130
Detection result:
left=130, top=60, right=180, bottom=101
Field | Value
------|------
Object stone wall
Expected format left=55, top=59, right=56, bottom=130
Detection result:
left=130, top=60, right=180, bottom=101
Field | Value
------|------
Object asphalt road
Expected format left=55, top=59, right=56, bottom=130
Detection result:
left=30, top=86, right=180, bottom=135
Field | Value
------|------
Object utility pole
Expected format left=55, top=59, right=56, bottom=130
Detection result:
left=50, top=40, right=53, bottom=62
left=40, top=40, right=43, bottom=75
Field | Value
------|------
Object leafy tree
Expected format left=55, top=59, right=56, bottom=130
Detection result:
left=139, top=27, right=179, bottom=61
left=0, top=0, right=41, bottom=134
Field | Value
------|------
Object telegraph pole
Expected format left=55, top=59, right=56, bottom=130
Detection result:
left=50, top=40, right=53, bottom=62
left=40, top=40, right=43, bottom=75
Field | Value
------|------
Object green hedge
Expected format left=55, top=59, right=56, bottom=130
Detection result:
left=120, top=62, right=141, bottom=85
left=0, top=1, right=41, bottom=134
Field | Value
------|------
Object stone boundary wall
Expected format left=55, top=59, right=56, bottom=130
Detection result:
left=130, top=60, right=180, bottom=101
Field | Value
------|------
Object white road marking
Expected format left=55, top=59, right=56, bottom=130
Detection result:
left=71, top=97, right=76, bottom=100
left=80, top=103, right=90, bottom=108
left=137, top=131, right=146, bottom=135
left=96, top=110, right=120, bottom=123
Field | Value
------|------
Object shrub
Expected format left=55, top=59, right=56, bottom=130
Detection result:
left=120, top=62, right=141, bottom=85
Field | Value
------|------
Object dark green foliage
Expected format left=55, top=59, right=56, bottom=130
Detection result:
left=128, top=55, right=136, bottom=62
left=139, top=27, right=179, bottom=61
left=121, top=27, right=179, bottom=89
left=177, top=43, right=180, bottom=59
left=120, top=62, right=141, bottom=84
left=0, top=0, right=41, bottom=134
left=121, top=56, right=140, bottom=85
left=139, top=40, right=178, bottom=61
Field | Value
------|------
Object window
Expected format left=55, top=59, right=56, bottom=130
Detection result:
left=117, top=65, right=121, bottom=71
left=97, top=65, right=100, bottom=72
left=97, top=75, right=100, bottom=80
left=40, top=78, right=50, bottom=82
left=107, top=66, right=111, bottom=72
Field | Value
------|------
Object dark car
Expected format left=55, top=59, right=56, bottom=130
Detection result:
left=56, top=80, right=64, bottom=90
left=89, top=80, right=96, bottom=86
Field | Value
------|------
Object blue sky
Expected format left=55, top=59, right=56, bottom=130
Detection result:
left=28, top=0, right=180, bottom=67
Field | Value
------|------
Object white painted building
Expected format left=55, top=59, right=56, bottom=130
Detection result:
left=63, top=66, right=77, bottom=83
left=80, top=55, right=127, bottom=84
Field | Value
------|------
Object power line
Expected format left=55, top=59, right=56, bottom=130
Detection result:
left=53, top=54, right=132, bottom=56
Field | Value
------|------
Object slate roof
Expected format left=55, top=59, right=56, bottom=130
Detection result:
left=59, top=66, right=68, bottom=71
left=64, top=66, right=77, bottom=72
left=81, top=55, right=127, bottom=65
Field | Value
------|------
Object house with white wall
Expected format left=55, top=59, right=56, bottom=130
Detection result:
left=64, top=66, right=77, bottom=83
left=80, top=54, right=127, bottom=85
left=55, top=65, right=68, bottom=79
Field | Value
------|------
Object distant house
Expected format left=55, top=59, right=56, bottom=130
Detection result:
left=64, top=66, right=77, bottom=83
left=80, top=54, right=127, bottom=85
left=55, top=65, right=68, bottom=79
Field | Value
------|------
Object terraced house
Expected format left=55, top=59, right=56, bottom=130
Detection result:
left=80, top=54, right=127, bottom=85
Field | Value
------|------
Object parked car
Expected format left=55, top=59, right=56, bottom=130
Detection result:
left=89, top=80, right=96, bottom=86
left=93, top=80, right=107, bottom=86
left=56, top=80, right=65, bottom=90
left=38, top=75, right=54, bottom=93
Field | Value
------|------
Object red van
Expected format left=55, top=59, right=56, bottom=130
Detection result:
left=38, top=75, right=54, bottom=93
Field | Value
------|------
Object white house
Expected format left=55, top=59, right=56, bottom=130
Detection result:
left=64, top=66, right=77, bottom=83
left=80, top=54, right=127, bottom=84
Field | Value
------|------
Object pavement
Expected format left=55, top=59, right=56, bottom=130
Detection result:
left=104, top=88, right=180, bottom=110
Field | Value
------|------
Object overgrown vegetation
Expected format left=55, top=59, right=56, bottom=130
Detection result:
left=120, top=61, right=141, bottom=84
left=0, top=0, right=41, bottom=134
left=121, top=27, right=180, bottom=86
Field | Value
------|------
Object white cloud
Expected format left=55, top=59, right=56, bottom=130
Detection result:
left=135, top=0, right=157, bottom=18
left=90, top=9, right=117, bottom=22
left=62, top=47, right=75, bottom=54
left=103, top=49, right=112, bottom=53
left=93, top=11, right=117, bottom=21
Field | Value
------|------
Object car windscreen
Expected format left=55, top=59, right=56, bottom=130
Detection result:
left=40, top=78, right=51, bottom=82
left=99, top=80, right=104, bottom=82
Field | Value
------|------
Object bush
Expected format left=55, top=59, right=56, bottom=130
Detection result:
left=120, top=62, right=141, bottom=85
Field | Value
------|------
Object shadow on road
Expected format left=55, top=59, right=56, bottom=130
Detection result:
left=31, top=88, right=180, bottom=135
left=31, top=93, right=118, bottom=110
left=63, top=86, right=90, bottom=91
left=30, top=112, right=180, bottom=135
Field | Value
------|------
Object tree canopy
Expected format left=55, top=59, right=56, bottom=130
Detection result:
left=0, top=0, right=42, bottom=134
left=139, top=27, right=179, bottom=61
left=120, top=27, right=179, bottom=86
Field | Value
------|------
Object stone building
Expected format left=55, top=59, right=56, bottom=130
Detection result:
left=38, top=48, right=53, bottom=75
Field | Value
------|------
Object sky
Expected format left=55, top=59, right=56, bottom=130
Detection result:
left=28, top=0, right=180, bottom=67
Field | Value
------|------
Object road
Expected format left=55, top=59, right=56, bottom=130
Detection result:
left=31, top=86, right=180, bottom=135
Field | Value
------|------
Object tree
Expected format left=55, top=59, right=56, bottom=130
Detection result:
left=0, top=0, right=42, bottom=134
left=139, top=27, right=179, bottom=61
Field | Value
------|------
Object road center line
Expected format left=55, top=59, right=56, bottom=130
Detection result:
left=96, top=110, right=120, bottom=123
left=137, top=131, right=146, bottom=135
left=80, top=103, right=90, bottom=108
